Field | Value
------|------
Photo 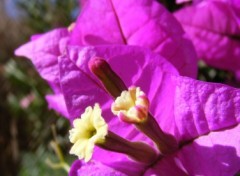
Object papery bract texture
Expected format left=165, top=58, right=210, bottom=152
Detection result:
left=59, top=45, right=179, bottom=120
left=69, top=73, right=240, bottom=175
left=157, top=74, right=240, bottom=143
left=59, top=45, right=178, bottom=174
left=145, top=124, right=240, bottom=176
left=45, top=94, right=69, bottom=118
left=69, top=160, right=129, bottom=176
left=174, top=1, right=240, bottom=74
left=15, top=28, right=69, bottom=93
left=63, top=45, right=240, bottom=175
left=70, top=0, right=198, bottom=78
left=15, top=28, right=70, bottom=117
left=15, top=0, right=198, bottom=117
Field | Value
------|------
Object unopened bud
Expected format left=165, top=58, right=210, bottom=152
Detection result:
left=88, top=57, right=127, bottom=98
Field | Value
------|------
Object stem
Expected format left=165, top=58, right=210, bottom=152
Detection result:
left=97, top=131, right=158, bottom=165
left=136, top=113, right=178, bottom=154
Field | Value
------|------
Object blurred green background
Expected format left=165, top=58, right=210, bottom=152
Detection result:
left=0, top=0, right=238, bottom=176
left=0, top=1, right=78, bottom=175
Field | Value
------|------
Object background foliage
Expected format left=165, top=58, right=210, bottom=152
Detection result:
left=0, top=1, right=77, bottom=175
left=0, top=0, right=238, bottom=176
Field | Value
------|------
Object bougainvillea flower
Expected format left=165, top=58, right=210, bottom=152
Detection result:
left=58, top=45, right=240, bottom=175
left=15, top=28, right=69, bottom=93
left=174, top=0, right=240, bottom=75
left=70, top=0, right=198, bottom=78
left=15, top=0, right=198, bottom=116
left=15, top=28, right=70, bottom=117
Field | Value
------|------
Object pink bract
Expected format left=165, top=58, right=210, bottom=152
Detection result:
left=61, top=45, right=240, bottom=176
left=15, top=28, right=70, bottom=117
left=15, top=0, right=198, bottom=117
left=70, top=0, right=198, bottom=78
left=175, top=0, right=240, bottom=75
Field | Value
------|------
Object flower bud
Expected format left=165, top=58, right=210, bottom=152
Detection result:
left=88, top=57, right=127, bottom=98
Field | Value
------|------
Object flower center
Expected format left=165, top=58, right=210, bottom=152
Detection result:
left=89, top=129, right=97, bottom=137
left=112, top=86, right=149, bottom=123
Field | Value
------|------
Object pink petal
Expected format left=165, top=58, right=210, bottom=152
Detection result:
left=15, top=28, right=69, bottom=93
left=62, top=45, right=178, bottom=119
left=45, top=94, right=69, bottom=118
left=69, top=160, right=82, bottom=176
left=61, top=45, right=240, bottom=175
left=151, top=74, right=240, bottom=143
left=70, top=0, right=197, bottom=77
left=69, top=160, right=132, bottom=176
left=58, top=54, right=112, bottom=120
left=174, top=1, right=240, bottom=72
left=61, top=45, right=240, bottom=162
left=59, top=45, right=178, bottom=165
left=145, top=124, right=240, bottom=176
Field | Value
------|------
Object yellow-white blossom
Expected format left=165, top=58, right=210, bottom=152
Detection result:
left=69, top=104, right=108, bottom=162
left=111, top=86, right=149, bottom=123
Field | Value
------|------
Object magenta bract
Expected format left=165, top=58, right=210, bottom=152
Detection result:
left=70, top=0, right=197, bottom=77
left=15, top=0, right=198, bottom=116
left=175, top=0, right=240, bottom=75
left=63, top=45, right=240, bottom=176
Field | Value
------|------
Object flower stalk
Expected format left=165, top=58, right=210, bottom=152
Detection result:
left=136, top=113, right=178, bottom=154
left=98, top=131, right=158, bottom=165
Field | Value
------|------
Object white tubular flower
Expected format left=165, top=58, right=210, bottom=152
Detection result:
left=111, top=86, right=149, bottom=123
left=69, top=104, right=108, bottom=162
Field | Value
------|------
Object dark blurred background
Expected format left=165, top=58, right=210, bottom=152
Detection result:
left=0, top=1, right=78, bottom=175
left=0, top=0, right=237, bottom=176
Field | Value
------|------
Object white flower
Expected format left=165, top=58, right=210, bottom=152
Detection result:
left=111, top=86, right=149, bottom=123
left=69, top=104, right=108, bottom=162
